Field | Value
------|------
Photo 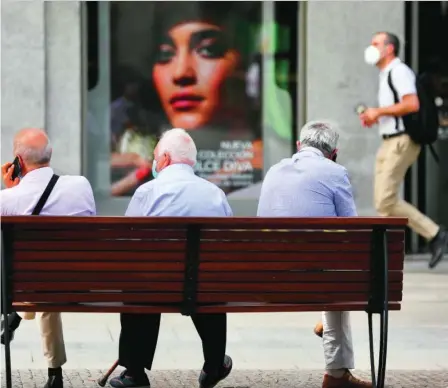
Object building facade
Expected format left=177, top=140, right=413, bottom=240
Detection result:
left=2, top=1, right=447, bottom=253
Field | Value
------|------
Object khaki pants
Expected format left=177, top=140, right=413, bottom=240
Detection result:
left=374, top=134, right=439, bottom=241
left=17, top=311, right=67, bottom=368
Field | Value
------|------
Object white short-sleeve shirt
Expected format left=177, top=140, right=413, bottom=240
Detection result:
left=378, top=58, right=417, bottom=136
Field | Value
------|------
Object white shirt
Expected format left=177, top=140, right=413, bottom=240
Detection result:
left=0, top=167, right=96, bottom=216
left=378, top=58, right=417, bottom=136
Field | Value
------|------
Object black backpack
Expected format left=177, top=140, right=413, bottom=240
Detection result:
left=387, top=69, right=440, bottom=161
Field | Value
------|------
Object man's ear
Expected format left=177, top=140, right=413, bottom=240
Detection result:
left=296, top=141, right=301, bottom=151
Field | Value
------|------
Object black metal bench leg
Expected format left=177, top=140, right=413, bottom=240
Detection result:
left=2, top=311, right=12, bottom=388
left=368, top=228, right=390, bottom=388
left=368, top=312, right=377, bottom=388
left=2, top=229, right=13, bottom=388
left=377, top=309, right=389, bottom=388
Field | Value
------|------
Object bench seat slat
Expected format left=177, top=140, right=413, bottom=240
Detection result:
left=13, top=260, right=403, bottom=272
left=13, top=281, right=403, bottom=293
left=14, top=291, right=402, bottom=304
left=14, top=251, right=403, bottom=263
left=13, top=270, right=404, bottom=283
left=12, top=302, right=402, bottom=314
left=13, top=229, right=405, bottom=243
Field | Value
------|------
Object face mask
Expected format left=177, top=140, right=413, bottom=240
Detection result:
left=364, top=45, right=381, bottom=66
left=152, top=159, right=158, bottom=179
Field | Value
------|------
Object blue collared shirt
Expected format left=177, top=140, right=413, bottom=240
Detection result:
left=125, top=164, right=233, bottom=217
left=257, top=147, right=357, bottom=217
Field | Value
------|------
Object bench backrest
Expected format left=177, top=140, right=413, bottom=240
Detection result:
left=1, top=216, right=407, bottom=314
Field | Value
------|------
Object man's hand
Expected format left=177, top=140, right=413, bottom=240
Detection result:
left=1, top=162, right=20, bottom=188
left=359, top=107, right=381, bottom=127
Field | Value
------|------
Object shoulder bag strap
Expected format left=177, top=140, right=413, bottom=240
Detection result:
left=387, top=69, right=400, bottom=131
left=32, top=174, right=60, bottom=215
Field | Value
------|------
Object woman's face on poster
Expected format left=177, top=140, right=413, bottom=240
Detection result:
left=152, top=21, right=239, bottom=130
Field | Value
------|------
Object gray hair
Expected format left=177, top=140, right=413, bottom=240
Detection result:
left=13, top=134, right=52, bottom=165
left=157, top=128, right=197, bottom=165
left=299, top=120, right=340, bottom=156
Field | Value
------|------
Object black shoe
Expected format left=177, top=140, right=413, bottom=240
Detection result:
left=44, top=375, right=63, bottom=388
left=429, top=229, right=448, bottom=269
left=198, top=355, right=233, bottom=388
left=1, top=312, right=21, bottom=345
left=109, top=370, right=150, bottom=388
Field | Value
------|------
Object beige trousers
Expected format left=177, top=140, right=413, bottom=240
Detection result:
left=17, top=311, right=67, bottom=368
left=374, top=134, right=439, bottom=241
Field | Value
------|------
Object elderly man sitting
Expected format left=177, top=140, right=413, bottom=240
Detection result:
left=110, top=128, right=233, bottom=388
left=257, top=120, right=371, bottom=388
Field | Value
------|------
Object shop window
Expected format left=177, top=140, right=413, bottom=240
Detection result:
left=85, top=1, right=300, bottom=201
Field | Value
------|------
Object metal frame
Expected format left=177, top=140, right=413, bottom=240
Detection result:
left=181, top=225, right=201, bottom=316
left=1, top=228, right=13, bottom=388
left=367, top=227, right=389, bottom=388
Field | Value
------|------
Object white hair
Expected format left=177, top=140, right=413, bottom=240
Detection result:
left=13, top=134, right=53, bottom=165
left=156, top=128, right=197, bottom=164
left=299, top=120, right=340, bottom=155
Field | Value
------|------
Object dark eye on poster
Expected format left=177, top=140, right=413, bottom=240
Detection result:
left=87, top=1, right=299, bottom=197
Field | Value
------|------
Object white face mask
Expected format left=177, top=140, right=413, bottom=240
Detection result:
left=364, top=45, right=381, bottom=66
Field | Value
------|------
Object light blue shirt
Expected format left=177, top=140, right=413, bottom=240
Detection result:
left=1, top=167, right=96, bottom=216
left=257, top=147, right=357, bottom=217
left=125, top=163, right=233, bottom=217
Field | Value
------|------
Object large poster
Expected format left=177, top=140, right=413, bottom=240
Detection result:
left=109, top=1, right=263, bottom=196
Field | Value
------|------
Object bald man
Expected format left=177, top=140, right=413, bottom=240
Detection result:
left=1, top=128, right=96, bottom=388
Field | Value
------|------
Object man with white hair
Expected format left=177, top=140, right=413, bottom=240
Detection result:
left=257, top=121, right=371, bottom=388
left=111, top=128, right=233, bottom=388
left=1, top=128, right=96, bottom=388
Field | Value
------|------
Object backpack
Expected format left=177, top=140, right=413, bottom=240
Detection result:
left=387, top=69, right=440, bottom=162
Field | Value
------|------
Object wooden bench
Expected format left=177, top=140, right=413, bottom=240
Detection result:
left=1, top=216, right=407, bottom=388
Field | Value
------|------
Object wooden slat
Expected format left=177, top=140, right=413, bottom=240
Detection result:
left=14, top=262, right=184, bottom=272
left=199, top=261, right=404, bottom=271
left=14, top=229, right=187, bottom=241
left=200, top=241, right=404, bottom=252
left=15, top=251, right=184, bottom=262
left=1, top=215, right=409, bottom=229
left=14, top=250, right=403, bottom=263
left=13, top=291, right=402, bottom=304
left=13, top=281, right=403, bottom=293
left=13, top=270, right=404, bottom=283
left=200, top=252, right=403, bottom=263
left=14, top=241, right=186, bottom=251
left=13, top=260, right=403, bottom=272
left=12, top=301, right=402, bottom=314
left=201, top=230, right=405, bottom=242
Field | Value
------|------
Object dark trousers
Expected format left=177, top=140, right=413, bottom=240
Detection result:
left=118, top=313, right=227, bottom=375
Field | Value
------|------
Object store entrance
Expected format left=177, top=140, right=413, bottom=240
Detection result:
left=405, top=2, right=448, bottom=253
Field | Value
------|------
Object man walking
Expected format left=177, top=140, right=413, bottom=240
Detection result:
left=360, top=31, right=447, bottom=268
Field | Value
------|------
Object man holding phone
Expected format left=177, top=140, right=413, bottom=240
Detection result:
left=1, top=128, right=96, bottom=388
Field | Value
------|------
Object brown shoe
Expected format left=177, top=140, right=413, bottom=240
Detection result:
left=322, top=370, right=372, bottom=388
left=314, top=321, right=323, bottom=338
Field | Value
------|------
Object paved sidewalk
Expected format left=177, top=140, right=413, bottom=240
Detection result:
left=5, top=369, right=448, bottom=388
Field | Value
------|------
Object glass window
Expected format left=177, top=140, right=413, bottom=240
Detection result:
left=85, top=1, right=300, bottom=207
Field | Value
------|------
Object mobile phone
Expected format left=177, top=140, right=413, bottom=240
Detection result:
left=11, top=156, right=22, bottom=180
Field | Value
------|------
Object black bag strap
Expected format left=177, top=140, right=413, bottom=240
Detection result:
left=387, top=70, right=400, bottom=131
left=32, top=174, right=60, bottom=215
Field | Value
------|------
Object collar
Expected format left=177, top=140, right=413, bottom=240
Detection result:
left=158, top=163, right=195, bottom=178
left=20, top=166, right=54, bottom=184
left=293, top=146, right=324, bottom=159
left=380, top=57, right=401, bottom=76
